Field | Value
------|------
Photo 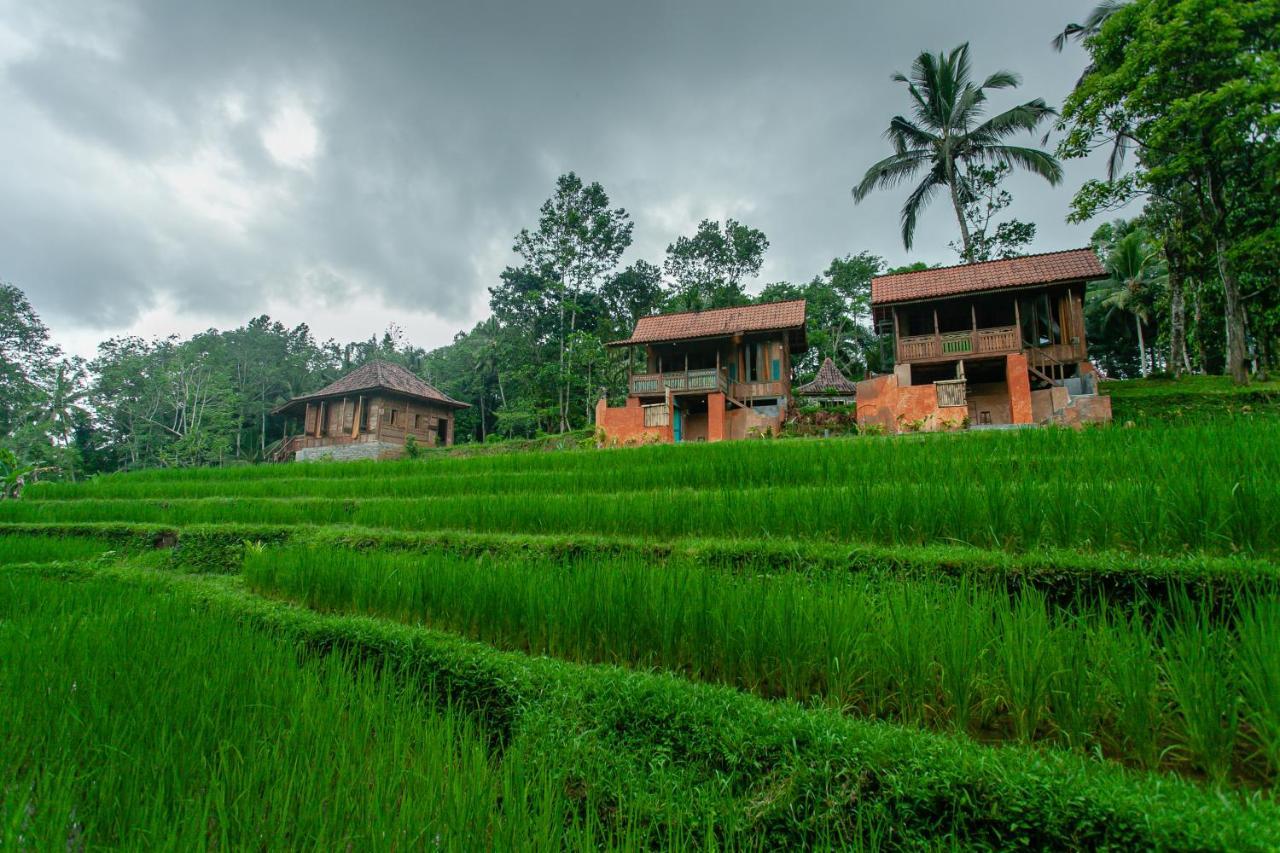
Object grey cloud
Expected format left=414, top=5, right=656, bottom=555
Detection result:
left=2, top=0, right=1110, bottom=344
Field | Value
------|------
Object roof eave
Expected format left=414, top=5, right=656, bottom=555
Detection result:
left=273, top=386, right=469, bottom=414
left=607, top=324, right=808, bottom=348
left=871, top=275, right=1103, bottom=309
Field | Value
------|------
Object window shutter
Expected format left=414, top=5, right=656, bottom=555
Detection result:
left=771, top=359, right=781, bottom=381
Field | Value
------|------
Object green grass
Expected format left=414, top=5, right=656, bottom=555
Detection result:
left=242, top=544, right=1280, bottom=786
left=1103, top=376, right=1280, bottom=423
left=17, top=420, right=1278, bottom=557
left=0, top=571, right=666, bottom=850
left=0, top=534, right=117, bottom=564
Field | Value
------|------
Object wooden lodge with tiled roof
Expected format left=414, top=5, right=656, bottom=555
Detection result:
left=272, top=360, right=469, bottom=461
left=596, top=299, right=807, bottom=444
left=859, top=249, right=1113, bottom=432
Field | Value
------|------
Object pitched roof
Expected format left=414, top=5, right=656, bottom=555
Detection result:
left=794, top=357, right=857, bottom=396
left=871, top=249, right=1105, bottom=306
left=274, top=360, right=468, bottom=413
left=608, top=299, right=807, bottom=347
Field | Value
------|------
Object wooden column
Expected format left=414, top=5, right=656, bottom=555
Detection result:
left=1013, top=298, right=1022, bottom=349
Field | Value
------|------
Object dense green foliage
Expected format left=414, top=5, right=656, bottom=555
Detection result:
left=1058, top=0, right=1279, bottom=383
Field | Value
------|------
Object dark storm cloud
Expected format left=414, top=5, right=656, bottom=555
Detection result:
left=1, top=0, right=1107, bottom=342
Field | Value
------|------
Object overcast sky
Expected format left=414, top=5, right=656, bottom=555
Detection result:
left=2, top=0, right=1114, bottom=359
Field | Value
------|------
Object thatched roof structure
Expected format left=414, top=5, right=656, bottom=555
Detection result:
left=794, top=357, right=856, bottom=396
left=273, top=360, right=468, bottom=414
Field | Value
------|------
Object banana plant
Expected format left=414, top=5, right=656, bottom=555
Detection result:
left=0, top=447, right=36, bottom=500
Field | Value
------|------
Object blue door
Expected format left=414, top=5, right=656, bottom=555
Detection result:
left=673, top=406, right=682, bottom=442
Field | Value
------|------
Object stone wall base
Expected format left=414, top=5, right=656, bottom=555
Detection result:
left=296, top=441, right=404, bottom=462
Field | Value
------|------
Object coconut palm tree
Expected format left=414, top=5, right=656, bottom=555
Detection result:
left=1051, top=0, right=1131, bottom=54
left=1092, top=231, right=1164, bottom=376
left=852, top=43, right=1062, bottom=262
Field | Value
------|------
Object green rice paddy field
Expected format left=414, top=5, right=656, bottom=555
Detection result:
left=4, top=413, right=1280, bottom=849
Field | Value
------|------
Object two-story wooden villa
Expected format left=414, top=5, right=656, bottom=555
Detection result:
left=858, top=249, right=1112, bottom=432
left=595, top=300, right=807, bottom=444
left=272, top=360, right=469, bottom=461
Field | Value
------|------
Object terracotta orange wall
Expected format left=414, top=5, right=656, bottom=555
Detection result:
left=1006, top=354, right=1033, bottom=425
left=855, top=374, right=899, bottom=432
left=855, top=373, right=965, bottom=433
left=707, top=392, right=726, bottom=441
left=595, top=396, right=671, bottom=445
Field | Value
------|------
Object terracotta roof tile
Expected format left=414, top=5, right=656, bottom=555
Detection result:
left=871, top=249, right=1105, bottom=306
left=610, top=299, right=806, bottom=346
left=794, top=357, right=857, bottom=395
left=276, top=360, right=468, bottom=412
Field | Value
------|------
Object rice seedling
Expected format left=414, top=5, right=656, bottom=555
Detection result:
left=0, top=572, right=625, bottom=850
left=0, top=533, right=116, bottom=564
left=16, top=418, right=1280, bottom=557
left=996, top=589, right=1057, bottom=743
left=1236, top=596, right=1280, bottom=779
left=1163, top=600, right=1240, bottom=783
left=244, top=544, right=1280, bottom=786
left=1101, top=609, right=1166, bottom=771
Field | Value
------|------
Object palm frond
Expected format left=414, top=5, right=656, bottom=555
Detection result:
left=900, top=171, right=946, bottom=250
left=968, top=101, right=1057, bottom=143
left=974, top=145, right=1064, bottom=185
left=980, top=70, right=1021, bottom=90
left=886, top=116, right=939, bottom=151
left=852, top=150, right=932, bottom=201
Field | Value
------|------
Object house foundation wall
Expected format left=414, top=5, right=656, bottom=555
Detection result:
left=296, top=440, right=404, bottom=462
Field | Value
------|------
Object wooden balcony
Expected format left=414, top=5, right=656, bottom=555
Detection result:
left=732, top=380, right=786, bottom=400
left=631, top=368, right=728, bottom=396
left=897, top=325, right=1020, bottom=364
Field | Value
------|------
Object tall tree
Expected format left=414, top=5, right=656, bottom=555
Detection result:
left=0, top=283, right=58, bottom=439
left=513, top=173, right=633, bottom=431
left=1058, top=0, right=1279, bottom=384
left=663, top=218, right=768, bottom=311
left=852, top=43, right=1062, bottom=261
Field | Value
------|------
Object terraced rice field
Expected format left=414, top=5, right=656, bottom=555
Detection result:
left=4, top=418, right=1279, bottom=849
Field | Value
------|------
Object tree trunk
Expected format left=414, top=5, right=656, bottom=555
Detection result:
left=1166, top=241, right=1188, bottom=378
left=1193, top=289, right=1208, bottom=373
left=1215, top=237, right=1249, bottom=384
left=1135, top=314, right=1148, bottom=377
left=1205, top=169, right=1248, bottom=384
left=946, top=159, right=973, bottom=262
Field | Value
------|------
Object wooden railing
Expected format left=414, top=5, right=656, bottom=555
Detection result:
left=732, top=380, right=786, bottom=400
left=631, top=368, right=727, bottom=395
left=897, top=325, right=1020, bottom=363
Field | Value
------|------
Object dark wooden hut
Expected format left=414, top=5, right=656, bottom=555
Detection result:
left=272, top=360, right=468, bottom=461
